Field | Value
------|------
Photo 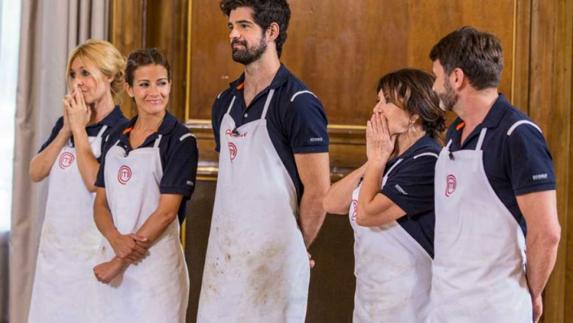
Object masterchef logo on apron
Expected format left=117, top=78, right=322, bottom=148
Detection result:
left=445, top=174, right=456, bottom=197
left=228, top=142, right=238, bottom=161
left=117, top=165, right=132, bottom=185
left=59, top=152, right=75, bottom=169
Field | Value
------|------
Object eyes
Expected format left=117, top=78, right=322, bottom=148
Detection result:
left=227, top=21, right=252, bottom=31
left=69, top=68, right=90, bottom=79
left=135, top=79, right=169, bottom=88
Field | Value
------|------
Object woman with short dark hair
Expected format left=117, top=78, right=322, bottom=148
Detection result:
left=323, top=68, right=445, bottom=323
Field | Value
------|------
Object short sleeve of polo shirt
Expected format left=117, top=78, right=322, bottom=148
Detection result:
left=381, top=155, right=438, bottom=216
left=39, top=117, right=65, bottom=153
left=159, top=132, right=198, bottom=198
left=505, top=123, right=556, bottom=195
left=283, top=93, right=329, bottom=153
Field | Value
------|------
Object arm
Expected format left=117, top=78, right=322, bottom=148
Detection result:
left=356, top=161, right=406, bottom=227
left=295, top=152, right=330, bottom=247
left=67, top=89, right=100, bottom=191
left=356, top=112, right=406, bottom=227
left=132, top=194, right=183, bottom=244
left=323, top=163, right=367, bottom=215
left=93, top=187, right=146, bottom=262
left=29, top=124, right=70, bottom=182
left=517, top=190, right=560, bottom=322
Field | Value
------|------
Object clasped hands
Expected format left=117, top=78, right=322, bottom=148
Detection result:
left=93, top=232, right=151, bottom=284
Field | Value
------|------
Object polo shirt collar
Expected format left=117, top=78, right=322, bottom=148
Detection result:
left=86, top=105, right=124, bottom=130
left=480, top=93, right=510, bottom=129
left=229, top=63, right=290, bottom=93
left=125, top=111, right=177, bottom=135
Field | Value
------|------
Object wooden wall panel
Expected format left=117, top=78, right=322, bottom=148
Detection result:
left=109, top=0, right=188, bottom=120
left=526, top=0, right=573, bottom=322
left=187, top=0, right=516, bottom=126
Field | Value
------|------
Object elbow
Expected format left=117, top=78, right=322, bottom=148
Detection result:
left=157, top=210, right=178, bottom=225
left=322, top=195, right=345, bottom=215
left=86, top=183, right=97, bottom=193
left=355, top=209, right=373, bottom=227
left=29, top=167, right=46, bottom=182
left=545, top=225, right=561, bottom=247
left=529, top=224, right=561, bottom=250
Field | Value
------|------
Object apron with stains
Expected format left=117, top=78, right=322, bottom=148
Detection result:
left=428, top=127, right=532, bottom=323
left=349, top=159, right=432, bottom=323
left=96, top=135, right=189, bottom=323
left=197, top=89, right=310, bottom=323
left=28, top=126, right=107, bottom=323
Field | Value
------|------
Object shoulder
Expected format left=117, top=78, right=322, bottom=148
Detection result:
left=281, top=72, right=321, bottom=106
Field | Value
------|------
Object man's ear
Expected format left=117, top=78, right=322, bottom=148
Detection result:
left=451, top=67, right=466, bottom=90
left=267, top=22, right=280, bottom=42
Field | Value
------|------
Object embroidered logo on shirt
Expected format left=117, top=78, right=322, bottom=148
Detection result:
left=309, top=137, right=323, bottom=143
left=186, top=180, right=195, bottom=187
left=228, top=142, right=238, bottom=161
left=58, top=152, right=75, bottom=169
left=445, top=174, right=457, bottom=197
left=394, top=184, right=408, bottom=195
left=117, top=165, right=132, bottom=185
left=532, top=173, right=548, bottom=181
left=350, top=199, right=358, bottom=222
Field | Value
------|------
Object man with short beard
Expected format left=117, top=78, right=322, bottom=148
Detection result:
left=197, top=1, right=330, bottom=322
left=427, top=26, right=560, bottom=323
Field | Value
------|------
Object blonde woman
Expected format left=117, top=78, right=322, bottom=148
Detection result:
left=28, top=39, right=127, bottom=323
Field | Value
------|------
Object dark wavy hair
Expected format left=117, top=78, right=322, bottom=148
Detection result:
left=125, top=48, right=171, bottom=86
left=429, top=26, right=503, bottom=90
left=220, top=0, right=291, bottom=57
left=377, top=68, right=446, bottom=140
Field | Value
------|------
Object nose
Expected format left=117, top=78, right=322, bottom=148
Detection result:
left=229, top=27, right=240, bottom=41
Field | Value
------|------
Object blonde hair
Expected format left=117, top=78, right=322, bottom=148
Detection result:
left=66, top=39, right=126, bottom=103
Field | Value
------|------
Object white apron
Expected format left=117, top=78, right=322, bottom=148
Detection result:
left=349, top=159, right=432, bottom=323
left=96, top=135, right=189, bottom=323
left=428, top=127, right=532, bottom=323
left=197, top=90, right=310, bottom=323
left=28, top=125, right=107, bottom=323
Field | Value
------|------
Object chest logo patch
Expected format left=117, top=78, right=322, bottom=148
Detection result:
left=117, top=165, right=132, bottom=185
left=445, top=174, right=457, bottom=197
left=228, top=142, right=238, bottom=161
left=58, top=152, right=75, bottom=169
left=350, top=199, right=358, bottom=222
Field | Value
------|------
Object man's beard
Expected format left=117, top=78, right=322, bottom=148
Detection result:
left=231, top=36, right=267, bottom=65
left=438, top=78, right=458, bottom=111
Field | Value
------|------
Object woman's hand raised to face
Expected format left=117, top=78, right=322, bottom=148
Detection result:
left=366, top=112, right=396, bottom=163
left=64, top=85, right=91, bottom=134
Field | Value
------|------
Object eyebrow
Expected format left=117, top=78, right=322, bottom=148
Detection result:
left=230, top=19, right=254, bottom=25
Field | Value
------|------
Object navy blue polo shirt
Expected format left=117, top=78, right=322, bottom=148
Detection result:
left=39, top=106, right=127, bottom=162
left=380, top=135, right=440, bottom=258
left=446, top=94, right=556, bottom=235
left=95, top=111, right=199, bottom=223
left=212, top=64, right=329, bottom=200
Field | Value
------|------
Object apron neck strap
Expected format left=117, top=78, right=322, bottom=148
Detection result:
left=225, top=96, right=236, bottom=115
left=261, top=89, right=275, bottom=120
left=95, top=125, right=108, bottom=138
left=153, top=135, right=163, bottom=148
left=383, top=158, right=403, bottom=182
left=475, top=128, right=488, bottom=151
left=445, top=139, right=453, bottom=150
